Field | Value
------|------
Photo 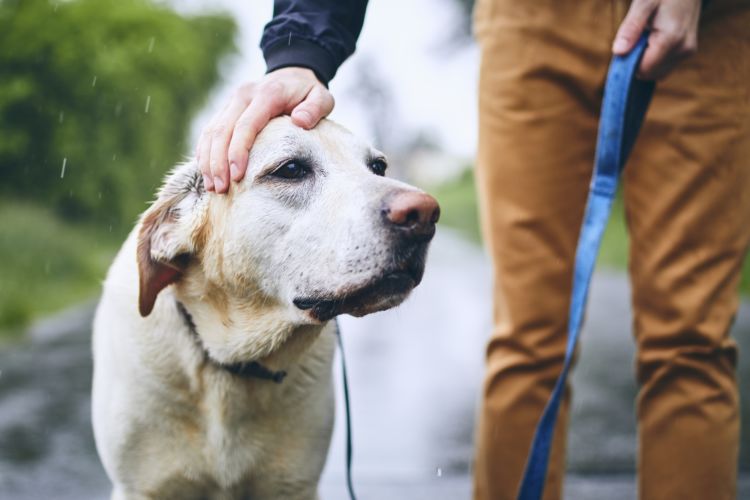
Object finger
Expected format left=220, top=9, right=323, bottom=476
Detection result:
left=196, top=130, right=214, bottom=191
left=208, top=94, right=254, bottom=194
left=638, top=31, right=681, bottom=80
left=613, top=0, right=655, bottom=54
left=637, top=0, right=700, bottom=80
left=291, top=85, right=335, bottom=129
left=227, top=83, right=288, bottom=182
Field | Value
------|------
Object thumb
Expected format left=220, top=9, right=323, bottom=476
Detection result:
left=291, top=85, right=335, bottom=129
left=613, top=0, right=654, bottom=54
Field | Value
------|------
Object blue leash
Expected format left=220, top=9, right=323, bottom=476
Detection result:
left=516, top=34, right=655, bottom=500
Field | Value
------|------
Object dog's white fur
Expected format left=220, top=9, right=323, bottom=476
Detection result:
left=92, top=117, right=434, bottom=499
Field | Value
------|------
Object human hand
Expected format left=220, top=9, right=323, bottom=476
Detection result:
left=612, top=0, right=702, bottom=80
left=197, top=67, right=334, bottom=193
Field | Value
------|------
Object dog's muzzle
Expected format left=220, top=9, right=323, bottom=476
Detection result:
left=294, top=190, right=440, bottom=322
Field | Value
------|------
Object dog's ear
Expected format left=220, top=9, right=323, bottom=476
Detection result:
left=137, top=164, right=204, bottom=317
left=137, top=206, right=189, bottom=317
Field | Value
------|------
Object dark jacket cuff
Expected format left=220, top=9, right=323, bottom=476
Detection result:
left=263, top=38, right=338, bottom=86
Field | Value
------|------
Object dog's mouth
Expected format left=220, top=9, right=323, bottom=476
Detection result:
left=293, top=265, right=423, bottom=322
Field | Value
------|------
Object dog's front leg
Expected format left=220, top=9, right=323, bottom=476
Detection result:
left=251, top=482, right=320, bottom=500
left=110, top=486, right=150, bottom=500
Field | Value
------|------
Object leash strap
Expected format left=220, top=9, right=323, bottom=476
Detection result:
left=335, top=323, right=358, bottom=500
left=517, top=34, right=655, bottom=500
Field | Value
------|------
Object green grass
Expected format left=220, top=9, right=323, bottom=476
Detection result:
left=429, top=168, right=483, bottom=243
left=0, top=201, right=121, bottom=338
left=598, top=196, right=629, bottom=270
left=428, top=169, right=750, bottom=296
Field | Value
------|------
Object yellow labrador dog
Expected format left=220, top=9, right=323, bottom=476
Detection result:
left=92, top=117, right=439, bottom=500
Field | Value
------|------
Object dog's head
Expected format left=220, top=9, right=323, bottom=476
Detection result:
left=137, top=117, right=439, bottom=328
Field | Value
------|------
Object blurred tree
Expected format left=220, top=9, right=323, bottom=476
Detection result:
left=0, top=0, right=235, bottom=227
left=452, top=0, right=475, bottom=39
left=441, top=0, right=475, bottom=46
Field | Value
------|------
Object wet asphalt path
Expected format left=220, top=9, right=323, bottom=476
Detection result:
left=1, top=230, right=749, bottom=499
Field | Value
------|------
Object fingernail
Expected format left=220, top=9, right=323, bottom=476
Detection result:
left=214, top=176, right=225, bottom=193
left=613, top=37, right=629, bottom=53
left=229, top=162, right=240, bottom=181
left=203, top=175, right=214, bottom=191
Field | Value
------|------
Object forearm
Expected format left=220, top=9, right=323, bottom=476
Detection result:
left=261, top=0, right=369, bottom=84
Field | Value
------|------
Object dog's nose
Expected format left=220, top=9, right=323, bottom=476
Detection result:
left=382, top=191, right=440, bottom=240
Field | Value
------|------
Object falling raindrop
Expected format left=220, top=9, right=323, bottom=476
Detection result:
left=112, top=153, right=117, bottom=161
left=92, top=75, right=97, bottom=87
left=144, top=95, right=151, bottom=114
left=115, top=102, right=123, bottom=117
left=58, top=111, right=64, bottom=123
left=60, top=157, right=67, bottom=178
left=436, top=467, right=442, bottom=477
left=148, top=37, right=155, bottom=53
left=98, top=192, right=102, bottom=199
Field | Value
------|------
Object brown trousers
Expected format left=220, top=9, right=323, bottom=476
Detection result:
left=472, top=1, right=750, bottom=499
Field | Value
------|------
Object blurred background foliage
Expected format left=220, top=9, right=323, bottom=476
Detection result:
left=0, top=0, right=235, bottom=333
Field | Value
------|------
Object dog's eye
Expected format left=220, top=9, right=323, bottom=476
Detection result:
left=271, top=161, right=310, bottom=180
left=369, top=158, right=387, bottom=176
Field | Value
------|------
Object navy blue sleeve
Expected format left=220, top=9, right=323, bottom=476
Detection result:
left=260, top=0, right=369, bottom=85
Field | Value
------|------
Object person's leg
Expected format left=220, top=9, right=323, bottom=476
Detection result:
left=471, top=1, right=614, bottom=498
left=623, top=2, right=750, bottom=499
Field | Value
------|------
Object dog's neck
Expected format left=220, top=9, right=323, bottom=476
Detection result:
left=174, top=300, right=288, bottom=383
left=171, top=274, right=326, bottom=381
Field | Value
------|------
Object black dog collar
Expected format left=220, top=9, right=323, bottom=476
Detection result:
left=174, top=300, right=287, bottom=384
